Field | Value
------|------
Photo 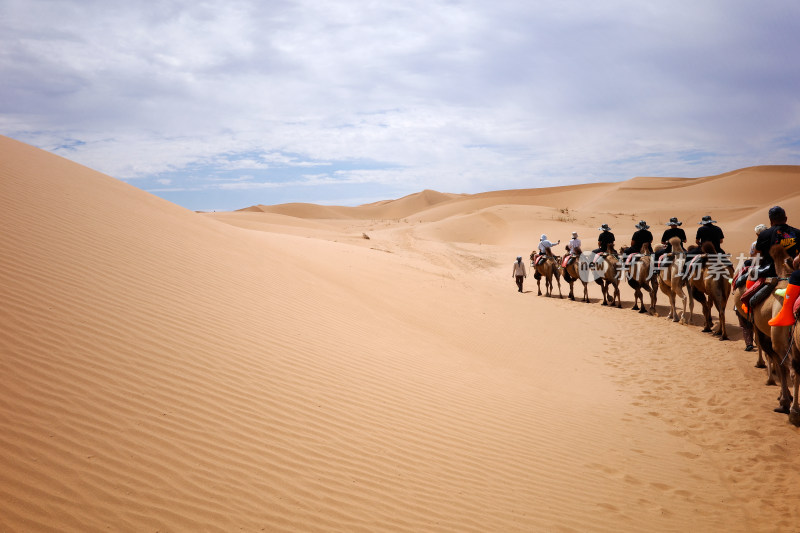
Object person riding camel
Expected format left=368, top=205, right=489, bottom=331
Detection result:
left=593, top=224, right=615, bottom=254
left=694, top=215, right=725, bottom=254
left=655, top=217, right=687, bottom=260
left=567, top=231, right=581, bottom=255
left=538, top=234, right=560, bottom=258
left=622, top=220, right=654, bottom=255
left=753, top=206, right=800, bottom=326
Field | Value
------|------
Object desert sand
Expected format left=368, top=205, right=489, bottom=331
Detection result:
left=2, top=134, right=800, bottom=531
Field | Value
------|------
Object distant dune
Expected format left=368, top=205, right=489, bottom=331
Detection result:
left=3, top=134, right=800, bottom=531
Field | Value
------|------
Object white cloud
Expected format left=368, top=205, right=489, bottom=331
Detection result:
left=2, top=0, right=799, bottom=208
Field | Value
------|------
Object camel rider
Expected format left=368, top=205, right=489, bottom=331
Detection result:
left=695, top=215, right=725, bottom=254
left=623, top=220, right=654, bottom=255
left=538, top=234, right=560, bottom=258
left=654, top=217, right=687, bottom=261
left=754, top=206, right=800, bottom=326
left=567, top=231, right=581, bottom=255
left=593, top=224, right=615, bottom=254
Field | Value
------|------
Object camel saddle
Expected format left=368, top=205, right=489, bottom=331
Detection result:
left=561, top=254, right=577, bottom=268
left=656, top=253, right=672, bottom=271
left=533, top=253, right=549, bottom=266
left=732, top=265, right=751, bottom=290
left=624, top=253, right=640, bottom=267
left=743, top=277, right=779, bottom=313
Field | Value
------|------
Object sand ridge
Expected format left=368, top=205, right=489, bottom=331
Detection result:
left=3, top=134, right=800, bottom=531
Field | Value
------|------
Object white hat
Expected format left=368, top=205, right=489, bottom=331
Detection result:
left=572, top=231, right=578, bottom=237
left=754, top=224, right=768, bottom=235
left=540, top=234, right=547, bottom=241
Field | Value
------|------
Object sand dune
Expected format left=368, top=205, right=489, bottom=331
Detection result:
left=3, top=134, right=800, bottom=531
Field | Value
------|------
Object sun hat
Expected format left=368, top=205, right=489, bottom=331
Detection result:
left=698, top=215, right=716, bottom=225
left=572, top=231, right=578, bottom=237
left=666, top=217, right=682, bottom=226
left=635, top=220, right=650, bottom=230
left=598, top=223, right=612, bottom=231
left=754, top=224, right=768, bottom=235
left=540, top=234, right=547, bottom=241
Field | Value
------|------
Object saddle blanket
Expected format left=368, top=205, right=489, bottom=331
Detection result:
left=740, top=277, right=765, bottom=307
left=625, top=253, right=640, bottom=267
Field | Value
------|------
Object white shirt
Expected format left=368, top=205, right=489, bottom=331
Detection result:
left=568, top=238, right=581, bottom=253
left=538, top=239, right=558, bottom=253
left=512, top=260, right=527, bottom=277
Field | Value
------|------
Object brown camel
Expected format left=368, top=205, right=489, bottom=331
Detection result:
left=624, top=243, right=658, bottom=315
left=562, top=249, right=589, bottom=302
left=530, top=252, right=563, bottom=298
left=750, top=244, right=795, bottom=414
left=787, top=317, right=800, bottom=425
left=594, top=245, right=621, bottom=307
left=685, top=242, right=732, bottom=339
left=731, top=280, right=772, bottom=384
left=656, top=237, right=689, bottom=323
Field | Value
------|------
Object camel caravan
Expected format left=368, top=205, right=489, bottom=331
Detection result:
left=518, top=207, right=800, bottom=426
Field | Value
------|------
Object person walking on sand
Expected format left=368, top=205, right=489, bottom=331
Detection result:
left=512, top=256, right=527, bottom=292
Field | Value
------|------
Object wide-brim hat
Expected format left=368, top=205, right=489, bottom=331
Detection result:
left=698, top=215, right=716, bottom=225
left=571, top=231, right=578, bottom=237
left=666, top=217, right=682, bottom=226
left=635, top=220, right=650, bottom=230
left=598, top=224, right=611, bottom=231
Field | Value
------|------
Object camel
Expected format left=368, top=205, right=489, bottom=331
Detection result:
left=685, top=242, right=732, bottom=340
left=624, top=243, right=658, bottom=315
left=786, top=313, right=800, bottom=426
left=656, top=237, right=689, bottom=323
left=731, top=278, right=773, bottom=384
left=750, top=244, right=795, bottom=414
left=530, top=252, right=563, bottom=298
left=562, top=249, right=589, bottom=302
left=594, top=245, right=622, bottom=308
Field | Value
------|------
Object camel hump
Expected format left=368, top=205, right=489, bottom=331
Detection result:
left=669, top=236, right=682, bottom=250
left=700, top=241, right=717, bottom=254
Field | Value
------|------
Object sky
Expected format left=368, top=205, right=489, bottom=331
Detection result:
left=2, top=0, right=800, bottom=211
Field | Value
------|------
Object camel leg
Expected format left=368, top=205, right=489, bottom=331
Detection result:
left=757, top=331, right=791, bottom=412
left=676, top=285, right=688, bottom=324
left=789, top=353, right=800, bottom=426
left=568, top=280, right=574, bottom=300
left=649, top=281, right=658, bottom=316
left=767, top=333, right=793, bottom=414
left=686, top=291, right=694, bottom=326
left=718, top=302, right=728, bottom=340
left=555, top=275, right=563, bottom=299
left=775, top=361, right=792, bottom=414
left=582, top=281, right=589, bottom=303
left=536, top=276, right=542, bottom=296
left=757, top=331, right=777, bottom=386
left=701, top=300, right=713, bottom=332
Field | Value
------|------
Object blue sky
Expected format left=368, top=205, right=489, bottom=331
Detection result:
left=2, top=0, right=800, bottom=211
